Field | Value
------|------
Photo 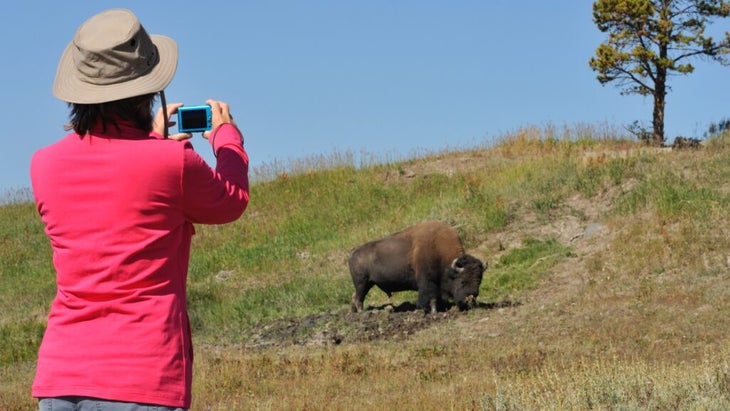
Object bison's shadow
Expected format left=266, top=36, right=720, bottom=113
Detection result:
left=366, top=299, right=520, bottom=313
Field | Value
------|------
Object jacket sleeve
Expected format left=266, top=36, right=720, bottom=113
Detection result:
left=181, top=124, right=250, bottom=224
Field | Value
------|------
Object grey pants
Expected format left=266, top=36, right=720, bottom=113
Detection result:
left=38, top=397, right=187, bottom=411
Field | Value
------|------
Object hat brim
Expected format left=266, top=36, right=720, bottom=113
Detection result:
left=52, top=34, right=178, bottom=104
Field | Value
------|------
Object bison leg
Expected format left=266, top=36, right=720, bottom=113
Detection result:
left=351, top=292, right=361, bottom=313
left=351, top=281, right=373, bottom=313
left=416, top=280, right=440, bottom=314
left=429, top=298, right=438, bottom=314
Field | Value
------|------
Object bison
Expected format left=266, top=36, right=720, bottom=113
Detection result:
left=348, top=221, right=486, bottom=314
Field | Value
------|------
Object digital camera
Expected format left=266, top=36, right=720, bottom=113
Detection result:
left=177, top=105, right=212, bottom=133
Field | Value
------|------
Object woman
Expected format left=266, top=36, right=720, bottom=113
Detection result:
left=30, top=9, right=249, bottom=410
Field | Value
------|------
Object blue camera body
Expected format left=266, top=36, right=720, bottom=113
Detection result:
left=177, top=105, right=212, bottom=133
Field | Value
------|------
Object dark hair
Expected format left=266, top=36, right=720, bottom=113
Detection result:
left=65, top=93, right=157, bottom=136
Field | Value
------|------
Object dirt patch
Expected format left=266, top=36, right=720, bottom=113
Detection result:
left=243, top=301, right=516, bottom=349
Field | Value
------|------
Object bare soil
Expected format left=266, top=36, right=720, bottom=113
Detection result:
left=243, top=301, right=519, bottom=349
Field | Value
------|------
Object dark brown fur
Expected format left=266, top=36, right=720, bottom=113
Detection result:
left=348, top=221, right=486, bottom=313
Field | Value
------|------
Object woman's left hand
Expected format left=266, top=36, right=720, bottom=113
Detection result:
left=153, top=103, right=192, bottom=141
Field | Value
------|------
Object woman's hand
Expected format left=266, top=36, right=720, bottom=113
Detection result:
left=153, top=102, right=192, bottom=141
left=203, top=99, right=237, bottom=140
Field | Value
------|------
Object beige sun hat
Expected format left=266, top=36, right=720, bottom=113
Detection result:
left=53, top=8, right=178, bottom=104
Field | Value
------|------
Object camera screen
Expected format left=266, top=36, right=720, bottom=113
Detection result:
left=180, top=109, right=208, bottom=129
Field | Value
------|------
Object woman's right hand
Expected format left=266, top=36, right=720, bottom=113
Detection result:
left=203, top=99, right=237, bottom=140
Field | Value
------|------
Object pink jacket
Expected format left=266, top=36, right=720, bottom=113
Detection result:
left=30, top=121, right=249, bottom=408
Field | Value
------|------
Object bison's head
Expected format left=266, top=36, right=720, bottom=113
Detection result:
left=446, top=254, right=486, bottom=310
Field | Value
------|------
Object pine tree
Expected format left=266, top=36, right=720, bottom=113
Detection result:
left=590, top=0, right=730, bottom=145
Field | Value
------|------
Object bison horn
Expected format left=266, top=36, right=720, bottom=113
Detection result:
left=451, top=257, right=464, bottom=273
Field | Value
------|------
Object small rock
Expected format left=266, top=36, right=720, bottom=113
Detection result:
left=215, top=270, right=234, bottom=282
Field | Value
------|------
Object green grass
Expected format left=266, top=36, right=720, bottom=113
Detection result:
left=4, top=123, right=730, bottom=409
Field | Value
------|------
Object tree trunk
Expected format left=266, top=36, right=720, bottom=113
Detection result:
left=653, top=18, right=669, bottom=147
left=652, top=83, right=666, bottom=146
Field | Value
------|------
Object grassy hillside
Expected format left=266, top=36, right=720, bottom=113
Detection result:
left=3, top=124, right=730, bottom=410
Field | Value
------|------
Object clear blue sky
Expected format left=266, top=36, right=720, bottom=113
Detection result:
left=2, top=1, right=728, bottom=194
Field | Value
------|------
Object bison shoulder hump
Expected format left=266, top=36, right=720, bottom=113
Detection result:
left=407, top=221, right=464, bottom=259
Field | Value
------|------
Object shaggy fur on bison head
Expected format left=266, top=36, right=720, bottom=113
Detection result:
left=443, top=254, right=486, bottom=311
